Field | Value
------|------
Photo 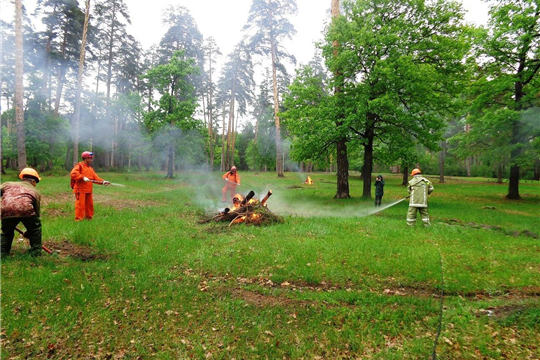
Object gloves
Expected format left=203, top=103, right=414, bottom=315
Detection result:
left=83, top=177, right=90, bottom=182
left=103, top=181, right=111, bottom=186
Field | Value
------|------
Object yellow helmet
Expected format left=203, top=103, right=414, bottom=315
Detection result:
left=19, top=168, right=41, bottom=183
left=410, top=168, right=421, bottom=176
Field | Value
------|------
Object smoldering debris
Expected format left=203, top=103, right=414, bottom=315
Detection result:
left=200, top=190, right=284, bottom=226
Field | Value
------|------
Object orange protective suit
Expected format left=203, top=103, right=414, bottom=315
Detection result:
left=70, top=162, right=104, bottom=221
left=221, top=171, right=240, bottom=202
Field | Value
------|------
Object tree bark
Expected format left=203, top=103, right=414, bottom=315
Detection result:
left=73, top=0, right=91, bottom=167
left=361, top=124, right=375, bottom=198
left=14, top=0, right=27, bottom=170
left=332, top=0, right=350, bottom=198
left=438, top=140, right=445, bottom=183
left=497, top=162, right=503, bottom=184
left=166, top=143, right=174, bottom=178
left=507, top=74, right=524, bottom=199
left=270, top=40, right=284, bottom=177
left=533, top=159, right=540, bottom=181
left=53, top=26, right=69, bottom=117
left=220, top=108, right=226, bottom=171
left=208, top=51, right=215, bottom=170
left=106, top=1, right=117, bottom=168
left=226, top=94, right=234, bottom=170
left=402, top=165, right=409, bottom=186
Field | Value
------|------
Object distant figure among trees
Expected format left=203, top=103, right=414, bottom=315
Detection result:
left=374, top=175, right=385, bottom=206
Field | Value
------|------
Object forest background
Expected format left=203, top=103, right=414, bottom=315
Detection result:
left=1, top=0, right=539, bottom=200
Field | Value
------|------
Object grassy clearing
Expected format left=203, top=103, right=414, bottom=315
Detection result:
left=1, top=170, right=539, bottom=359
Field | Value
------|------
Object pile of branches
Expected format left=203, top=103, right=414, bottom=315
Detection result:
left=200, top=190, right=283, bottom=226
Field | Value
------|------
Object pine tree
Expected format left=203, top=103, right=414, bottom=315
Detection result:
left=244, top=0, right=297, bottom=177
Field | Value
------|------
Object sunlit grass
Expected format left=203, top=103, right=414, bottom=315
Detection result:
left=1, top=170, right=539, bottom=359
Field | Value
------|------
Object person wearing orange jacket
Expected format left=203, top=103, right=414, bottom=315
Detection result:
left=70, top=151, right=110, bottom=221
left=222, top=166, right=240, bottom=202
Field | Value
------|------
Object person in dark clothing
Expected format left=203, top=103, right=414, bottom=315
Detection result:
left=374, top=175, right=385, bottom=206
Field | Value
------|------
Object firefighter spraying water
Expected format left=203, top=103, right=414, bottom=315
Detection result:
left=70, top=151, right=111, bottom=221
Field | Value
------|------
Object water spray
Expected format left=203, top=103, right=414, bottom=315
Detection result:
left=363, top=196, right=409, bottom=217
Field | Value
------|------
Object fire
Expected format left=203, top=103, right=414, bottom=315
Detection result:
left=305, top=176, right=314, bottom=185
left=230, top=213, right=261, bottom=224
left=231, top=193, right=244, bottom=210
left=231, top=216, right=247, bottom=224
left=211, top=189, right=274, bottom=226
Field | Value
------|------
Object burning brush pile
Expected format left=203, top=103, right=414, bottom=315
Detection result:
left=202, top=190, right=283, bottom=226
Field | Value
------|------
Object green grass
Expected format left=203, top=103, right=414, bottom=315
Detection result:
left=1, top=170, right=539, bottom=359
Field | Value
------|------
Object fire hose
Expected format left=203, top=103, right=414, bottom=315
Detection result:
left=87, top=179, right=125, bottom=187
left=15, top=227, right=53, bottom=254
left=225, top=178, right=240, bottom=186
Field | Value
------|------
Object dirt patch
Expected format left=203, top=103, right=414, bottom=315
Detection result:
left=439, top=218, right=538, bottom=239
left=96, top=198, right=162, bottom=211
left=230, top=288, right=310, bottom=307
left=286, top=185, right=304, bottom=189
left=41, top=192, right=73, bottom=206
left=43, top=240, right=109, bottom=261
left=478, top=304, right=538, bottom=319
left=42, top=208, right=69, bottom=218
left=502, top=209, right=536, bottom=216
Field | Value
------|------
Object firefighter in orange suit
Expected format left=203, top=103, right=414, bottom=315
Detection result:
left=222, top=166, right=240, bottom=202
left=70, top=151, right=110, bottom=221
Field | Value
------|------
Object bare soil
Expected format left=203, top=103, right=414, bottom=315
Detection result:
left=43, top=240, right=109, bottom=261
left=230, top=288, right=311, bottom=307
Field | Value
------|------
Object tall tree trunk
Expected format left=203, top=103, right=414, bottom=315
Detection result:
left=73, top=0, right=91, bottom=167
left=53, top=26, right=69, bottom=117
left=208, top=53, right=215, bottom=170
left=533, top=159, right=540, bottom=181
left=438, top=140, right=445, bottom=183
left=220, top=107, right=226, bottom=171
left=270, top=40, right=284, bottom=177
left=507, top=76, right=524, bottom=199
left=231, top=108, right=238, bottom=167
left=42, top=36, right=52, bottom=109
left=95, top=47, right=102, bottom=94
left=402, top=165, right=409, bottom=186
left=497, top=162, right=503, bottom=184
left=106, top=1, right=117, bottom=168
left=361, top=124, right=375, bottom=198
left=226, top=94, right=235, bottom=170
left=166, top=143, right=174, bottom=178
left=332, top=0, right=350, bottom=198
left=220, top=115, right=226, bottom=171
left=14, top=0, right=26, bottom=170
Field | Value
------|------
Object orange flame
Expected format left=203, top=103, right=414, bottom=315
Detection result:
left=231, top=216, right=247, bottom=224
left=305, top=176, right=314, bottom=185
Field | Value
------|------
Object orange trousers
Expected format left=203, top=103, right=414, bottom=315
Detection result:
left=222, top=184, right=236, bottom=202
left=75, top=193, right=94, bottom=221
